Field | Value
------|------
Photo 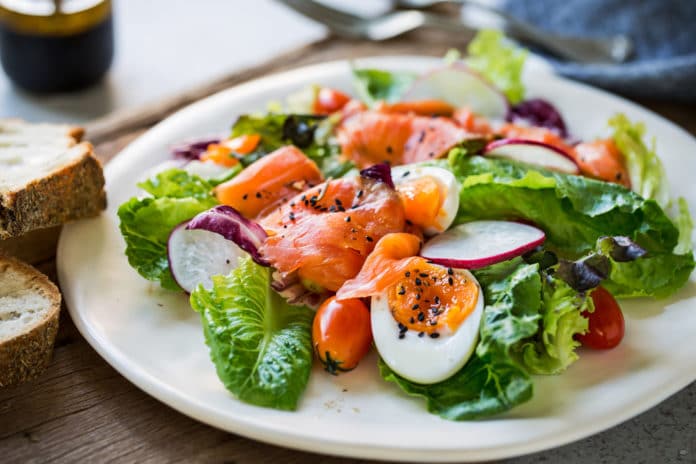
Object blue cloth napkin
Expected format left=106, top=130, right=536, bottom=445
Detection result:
left=501, top=0, right=696, bottom=102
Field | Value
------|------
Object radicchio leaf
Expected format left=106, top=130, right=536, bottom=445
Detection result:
left=360, top=163, right=394, bottom=189
left=171, top=138, right=220, bottom=161
left=507, top=98, right=568, bottom=138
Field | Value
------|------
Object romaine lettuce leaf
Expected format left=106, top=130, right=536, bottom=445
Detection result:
left=118, top=196, right=217, bottom=290
left=190, top=257, right=314, bottom=410
left=675, top=197, right=694, bottom=255
left=380, top=263, right=540, bottom=420
left=609, top=113, right=669, bottom=208
left=466, top=30, right=527, bottom=104
left=118, top=169, right=218, bottom=290
left=450, top=155, right=680, bottom=256
left=520, top=276, right=591, bottom=374
left=351, top=68, right=416, bottom=106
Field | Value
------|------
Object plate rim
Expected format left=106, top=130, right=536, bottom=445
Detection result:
left=58, top=55, right=696, bottom=462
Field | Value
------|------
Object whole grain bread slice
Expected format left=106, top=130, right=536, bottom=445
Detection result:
left=0, top=119, right=106, bottom=240
left=0, top=255, right=61, bottom=387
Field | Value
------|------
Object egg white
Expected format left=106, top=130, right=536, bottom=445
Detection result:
left=371, top=268, right=484, bottom=384
left=391, top=165, right=459, bottom=236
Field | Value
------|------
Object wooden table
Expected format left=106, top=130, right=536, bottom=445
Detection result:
left=2, top=35, right=695, bottom=464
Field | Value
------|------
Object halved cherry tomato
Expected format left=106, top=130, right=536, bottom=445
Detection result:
left=314, top=87, right=351, bottom=115
left=576, top=286, right=625, bottom=349
left=200, top=134, right=261, bottom=167
left=224, top=133, right=261, bottom=155
left=312, top=296, right=372, bottom=374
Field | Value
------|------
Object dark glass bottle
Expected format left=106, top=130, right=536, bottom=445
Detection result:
left=0, top=0, right=114, bottom=93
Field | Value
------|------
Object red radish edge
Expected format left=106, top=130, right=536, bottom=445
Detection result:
left=484, top=138, right=580, bottom=173
left=403, top=64, right=510, bottom=116
left=421, top=222, right=547, bottom=270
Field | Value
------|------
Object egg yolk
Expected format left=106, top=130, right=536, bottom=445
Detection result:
left=397, top=176, right=444, bottom=231
left=386, top=261, right=478, bottom=336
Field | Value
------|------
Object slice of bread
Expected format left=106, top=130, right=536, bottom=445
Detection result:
left=0, top=255, right=61, bottom=387
left=0, top=119, right=106, bottom=240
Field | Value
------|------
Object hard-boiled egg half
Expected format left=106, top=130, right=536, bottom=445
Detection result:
left=371, top=259, right=484, bottom=384
left=391, top=165, right=459, bottom=236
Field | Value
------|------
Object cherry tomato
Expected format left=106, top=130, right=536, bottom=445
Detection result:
left=313, top=87, right=351, bottom=115
left=312, top=296, right=372, bottom=374
left=576, top=286, right=625, bottom=349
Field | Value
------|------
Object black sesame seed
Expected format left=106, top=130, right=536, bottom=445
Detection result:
left=430, top=332, right=440, bottom=339
left=398, top=287, right=406, bottom=295
left=415, top=293, right=420, bottom=300
left=357, top=190, right=364, bottom=198
left=329, top=205, right=337, bottom=212
left=412, top=304, right=420, bottom=310
left=418, top=312, right=425, bottom=321
left=448, top=277, right=454, bottom=285
left=415, top=278, right=422, bottom=286
left=345, top=216, right=351, bottom=222
left=409, top=317, right=415, bottom=324
left=289, top=212, right=295, bottom=221
left=226, top=259, right=230, bottom=264
left=405, top=219, right=413, bottom=226
left=335, top=198, right=343, bottom=206
left=418, top=332, right=425, bottom=338
left=242, top=194, right=248, bottom=200
left=405, top=271, right=411, bottom=277
left=398, top=333, right=405, bottom=339
left=386, top=145, right=393, bottom=154
left=419, top=273, right=428, bottom=278
left=434, top=296, right=440, bottom=304
left=447, top=268, right=453, bottom=275
left=366, top=236, right=374, bottom=242
left=255, top=192, right=262, bottom=199
left=398, top=322, right=407, bottom=331
left=402, top=171, right=410, bottom=178
left=290, top=202, right=296, bottom=207
left=428, top=152, right=435, bottom=158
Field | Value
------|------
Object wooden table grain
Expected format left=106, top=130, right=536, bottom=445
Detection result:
left=2, top=35, right=695, bottom=464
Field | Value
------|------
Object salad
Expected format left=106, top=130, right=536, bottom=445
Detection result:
left=118, top=31, right=695, bottom=419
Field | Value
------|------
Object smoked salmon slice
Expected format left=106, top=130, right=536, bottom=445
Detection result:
left=336, top=233, right=423, bottom=300
left=260, top=175, right=406, bottom=292
left=215, top=146, right=323, bottom=219
left=337, top=111, right=472, bottom=168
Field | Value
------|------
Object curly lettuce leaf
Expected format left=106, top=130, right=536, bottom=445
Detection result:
left=380, top=263, right=540, bottom=420
left=190, top=257, right=314, bottom=410
left=118, top=169, right=218, bottom=290
left=138, top=168, right=215, bottom=199
left=466, top=30, right=527, bottom=104
left=450, top=155, right=680, bottom=257
left=520, top=276, right=591, bottom=374
left=609, top=113, right=669, bottom=208
left=118, top=196, right=216, bottom=290
left=351, top=68, right=416, bottom=106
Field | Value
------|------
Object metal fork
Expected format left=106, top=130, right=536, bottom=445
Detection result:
left=277, top=0, right=632, bottom=64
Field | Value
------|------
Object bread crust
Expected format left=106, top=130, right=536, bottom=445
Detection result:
left=0, top=142, right=106, bottom=240
left=0, top=255, right=61, bottom=387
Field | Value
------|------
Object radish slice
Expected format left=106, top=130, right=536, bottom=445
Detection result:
left=484, top=138, right=579, bottom=174
left=186, top=205, right=268, bottom=265
left=403, top=65, right=508, bottom=119
left=421, top=220, right=546, bottom=270
left=168, top=223, right=246, bottom=293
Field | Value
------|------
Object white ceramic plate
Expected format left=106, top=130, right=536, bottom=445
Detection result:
left=57, top=57, right=696, bottom=462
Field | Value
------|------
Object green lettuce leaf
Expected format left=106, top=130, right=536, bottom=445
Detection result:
left=351, top=68, right=416, bottom=106
left=450, top=155, right=679, bottom=257
left=118, top=195, right=217, bottom=290
left=118, top=168, right=218, bottom=290
left=380, top=263, right=540, bottom=420
left=138, top=168, right=215, bottom=199
left=520, top=275, right=591, bottom=374
left=675, top=197, right=694, bottom=255
left=466, top=30, right=527, bottom=104
left=190, top=257, right=314, bottom=410
left=609, top=113, right=669, bottom=208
